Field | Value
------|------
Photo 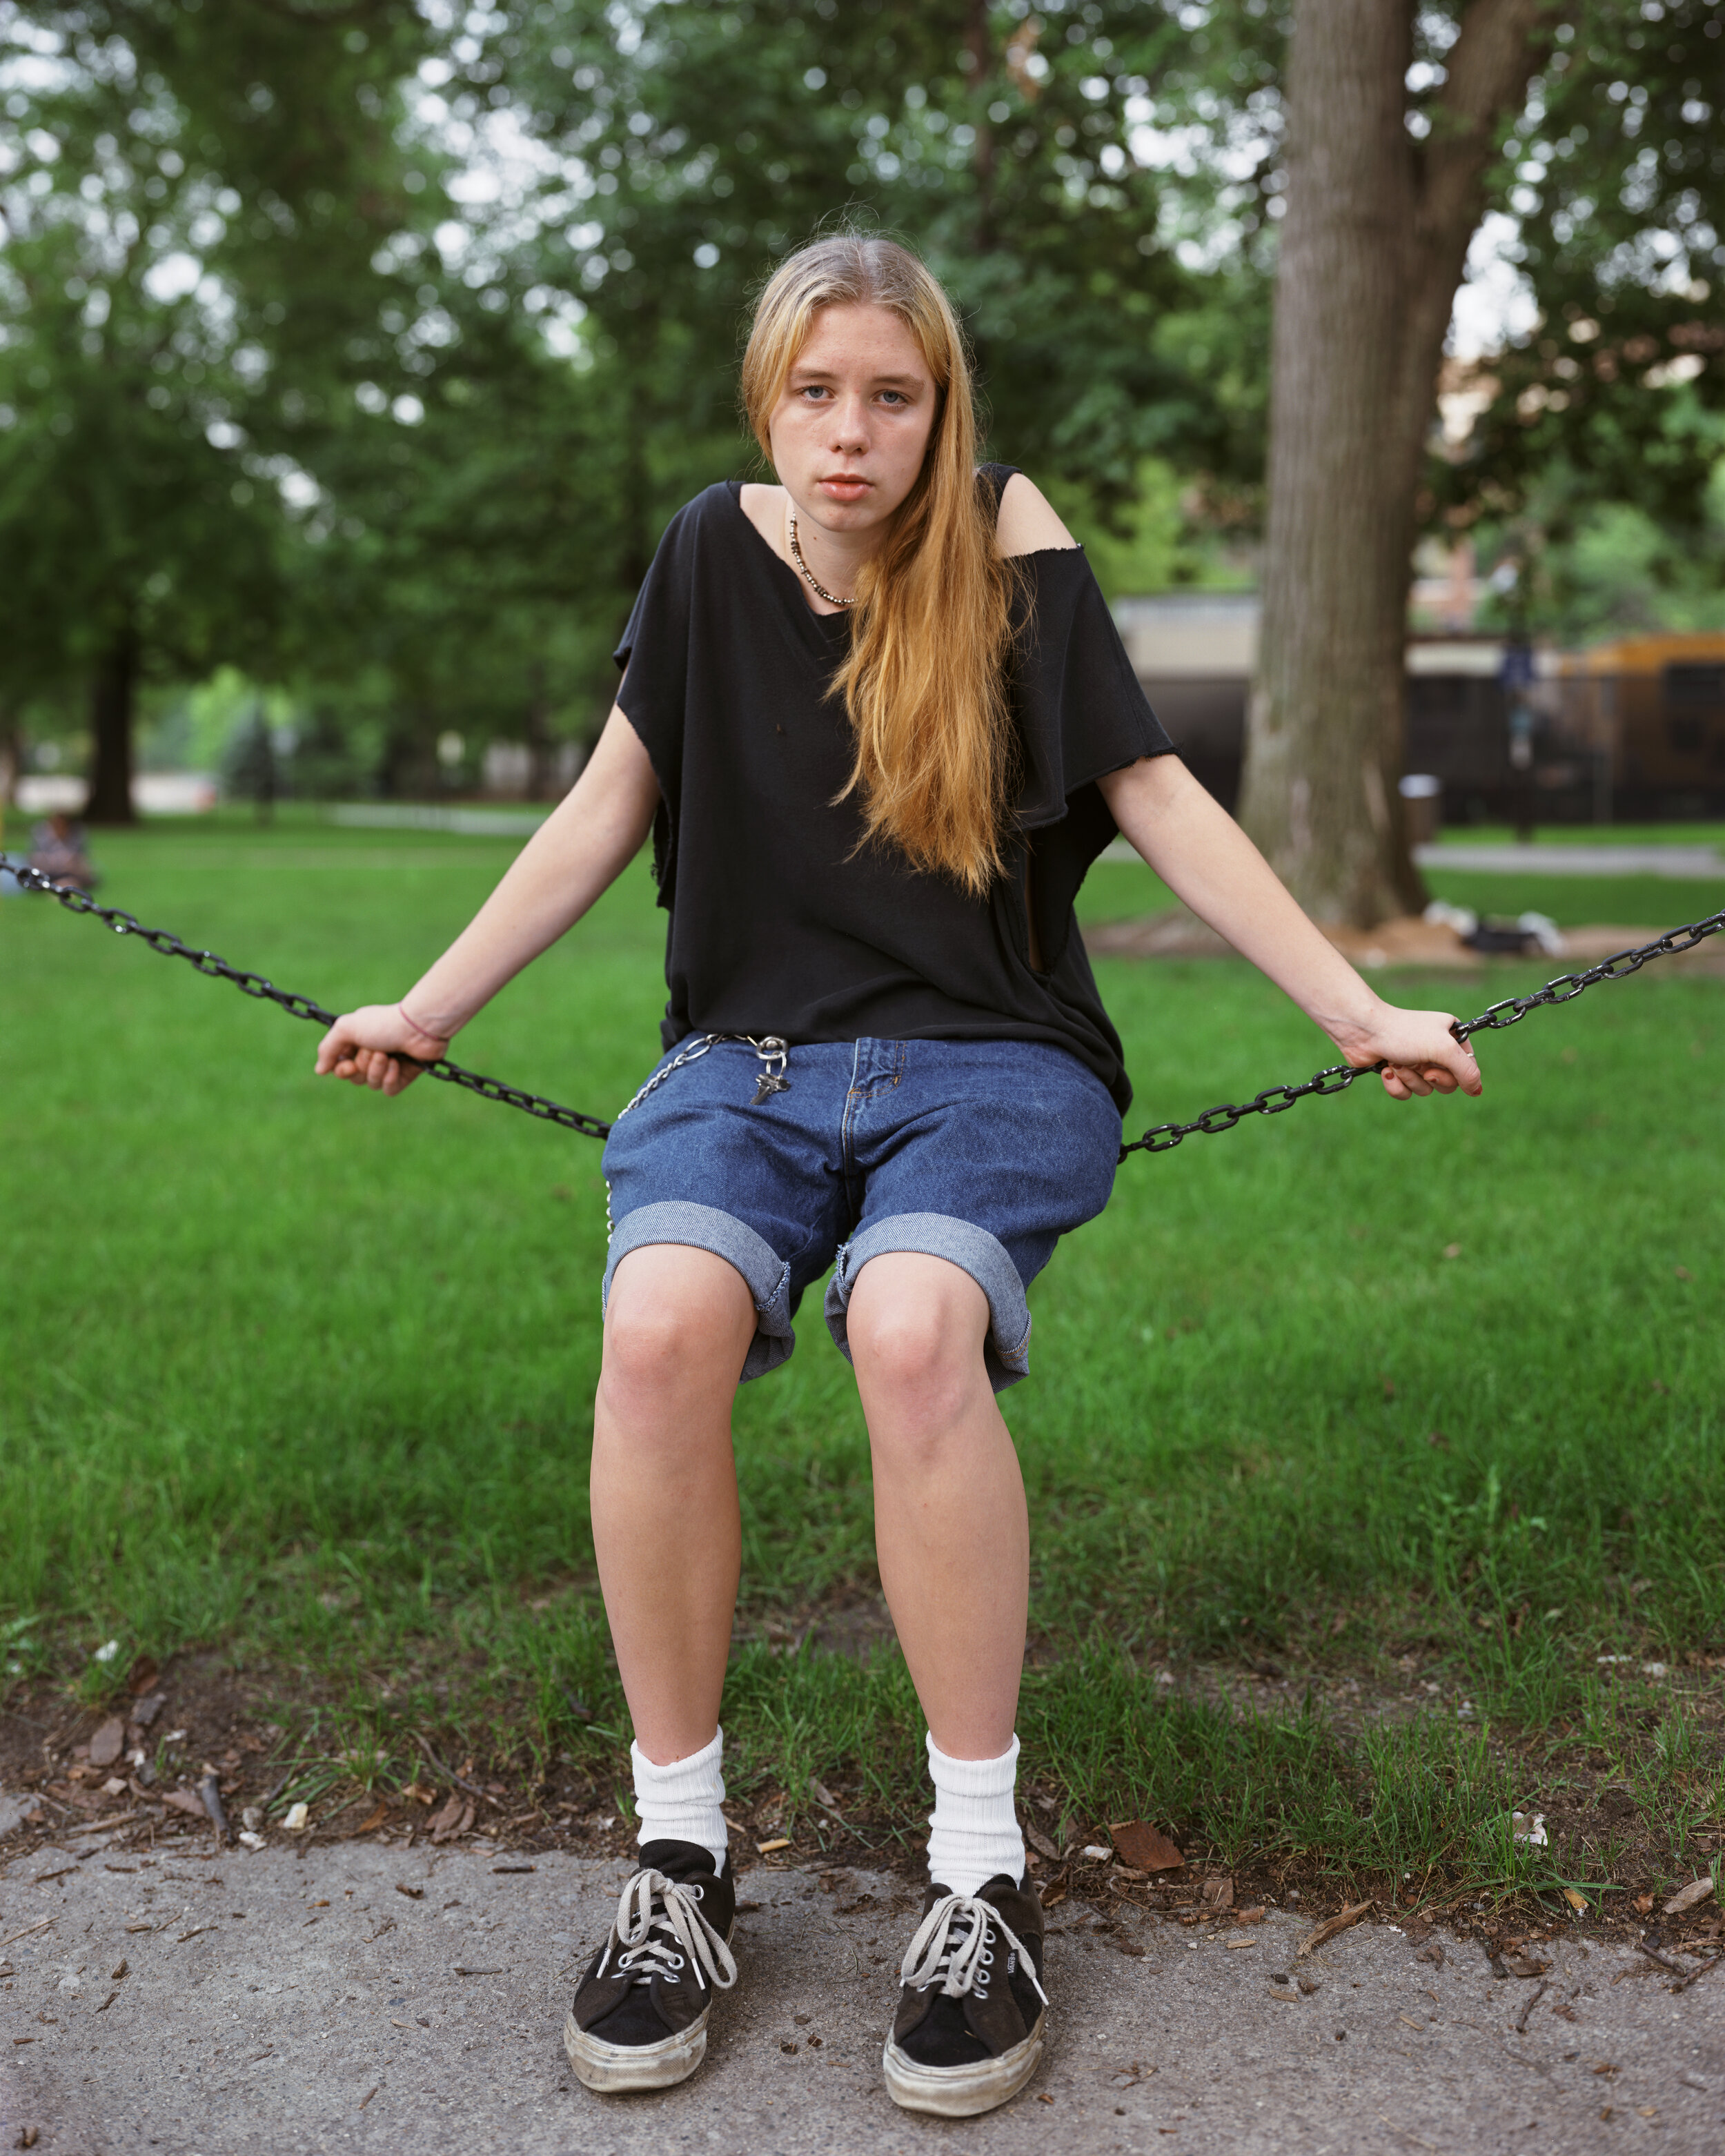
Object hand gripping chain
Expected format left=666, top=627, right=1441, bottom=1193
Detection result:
left=10, top=861, right=1722, bottom=1162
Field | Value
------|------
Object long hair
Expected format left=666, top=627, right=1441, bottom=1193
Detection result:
left=740, top=237, right=1016, bottom=896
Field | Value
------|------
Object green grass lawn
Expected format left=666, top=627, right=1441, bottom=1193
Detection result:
left=3, top=814, right=1721, bottom=1901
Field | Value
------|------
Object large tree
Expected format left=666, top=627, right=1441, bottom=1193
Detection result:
left=1234, top=0, right=1725, bottom=924
left=0, top=1, right=433, bottom=819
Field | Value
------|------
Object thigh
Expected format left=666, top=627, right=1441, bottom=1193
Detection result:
left=825, top=1039, right=1122, bottom=1391
left=600, top=1038, right=856, bottom=1380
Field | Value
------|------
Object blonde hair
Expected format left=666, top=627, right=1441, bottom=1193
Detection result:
left=740, top=236, right=1016, bottom=896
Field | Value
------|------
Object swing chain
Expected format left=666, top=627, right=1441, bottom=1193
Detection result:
left=1117, top=904, right=1725, bottom=1158
left=12, top=860, right=1722, bottom=1162
left=6, top=861, right=614, bottom=1143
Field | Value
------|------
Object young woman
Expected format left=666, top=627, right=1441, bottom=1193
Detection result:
left=316, top=235, right=1479, bottom=2117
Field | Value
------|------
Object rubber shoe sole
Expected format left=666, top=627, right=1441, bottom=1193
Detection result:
left=882, top=2015, right=1045, bottom=2117
left=562, top=2003, right=711, bottom=2093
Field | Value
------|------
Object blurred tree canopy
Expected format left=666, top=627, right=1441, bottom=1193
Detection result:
left=1, top=0, right=1722, bottom=818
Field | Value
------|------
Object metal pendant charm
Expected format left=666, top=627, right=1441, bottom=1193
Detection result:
left=749, top=1035, right=789, bottom=1105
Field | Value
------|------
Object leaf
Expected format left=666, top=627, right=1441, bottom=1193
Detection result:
left=1110, top=1821, right=1185, bottom=1872
left=1298, top=1899, right=1373, bottom=1957
left=1024, top=1821, right=1061, bottom=1862
left=353, top=1801, right=390, bottom=1835
left=1662, top=1878, right=1715, bottom=1917
left=429, top=1792, right=469, bottom=1844
left=1201, top=1875, right=1234, bottom=1910
left=1501, top=1950, right=1552, bottom=1979
left=88, top=1718, right=126, bottom=1769
left=161, top=1788, right=206, bottom=1818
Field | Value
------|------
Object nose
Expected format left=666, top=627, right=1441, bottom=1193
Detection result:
left=827, top=394, right=870, bottom=455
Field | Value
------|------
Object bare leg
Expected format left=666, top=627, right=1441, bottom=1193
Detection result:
left=846, top=1252, right=1028, bottom=1761
left=591, top=1244, right=757, bottom=1765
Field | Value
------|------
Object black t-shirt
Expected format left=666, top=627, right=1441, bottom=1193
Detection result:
left=613, top=464, right=1176, bottom=1115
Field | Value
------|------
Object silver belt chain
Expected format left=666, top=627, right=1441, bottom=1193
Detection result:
left=611, top=1033, right=789, bottom=1123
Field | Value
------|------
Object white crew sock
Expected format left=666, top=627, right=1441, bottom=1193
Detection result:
left=631, top=1728, right=729, bottom=1870
left=925, top=1732, right=1025, bottom=1897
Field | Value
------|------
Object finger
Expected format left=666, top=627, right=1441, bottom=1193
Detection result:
left=315, top=1027, right=355, bottom=1076
left=1380, top=1068, right=1411, bottom=1100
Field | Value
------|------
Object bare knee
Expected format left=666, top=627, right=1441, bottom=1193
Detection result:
left=600, top=1244, right=756, bottom=1413
left=847, top=1254, right=991, bottom=1455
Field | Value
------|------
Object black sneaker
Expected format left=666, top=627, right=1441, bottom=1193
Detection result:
left=882, top=1873, right=1047, bottom=2115
left=563, top=1839, right=738, bottom=2093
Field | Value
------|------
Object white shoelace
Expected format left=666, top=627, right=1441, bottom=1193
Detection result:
left=604, top=1868, right=739, bottom=1994
left=898, top=1892, right=1047, bottom=2009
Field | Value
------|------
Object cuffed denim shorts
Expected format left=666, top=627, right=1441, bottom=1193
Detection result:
left=600, top=1036, right=1121, bottom=1392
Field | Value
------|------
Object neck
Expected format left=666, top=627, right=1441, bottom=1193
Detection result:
left=787, top=497, right=880, bottom=600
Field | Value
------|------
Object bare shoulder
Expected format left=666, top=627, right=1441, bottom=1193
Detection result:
left=738, top=481, right=786, bottom=549
left=993, top=472, right=1080, bottom=558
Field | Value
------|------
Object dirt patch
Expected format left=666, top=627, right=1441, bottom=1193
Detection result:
left=1085, top=910, right=1725, bottom=976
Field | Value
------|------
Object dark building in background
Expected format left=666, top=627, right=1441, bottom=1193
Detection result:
left=1113, top=597, right=1725, bottom=824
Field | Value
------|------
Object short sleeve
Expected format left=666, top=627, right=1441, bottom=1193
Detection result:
left=613, top=497, right=702, bottom=904
left=1008, top=548, right=1177, bottom=969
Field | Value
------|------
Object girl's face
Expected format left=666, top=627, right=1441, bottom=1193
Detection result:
left=767, top=301, right=940, bottom=543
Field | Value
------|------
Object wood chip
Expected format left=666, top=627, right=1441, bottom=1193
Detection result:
left=1110, top=1821, right=1185, bottom=1872
left=1298, top=1899, right=1373, bottom=1957
left=1663, top=1878, right=1716, bottom=1918
left=394, top=1883, right=425, bottom=1900
left=95, top=1990, right=119, bottom=2014
left=110, top=1959, right=128, bottom=1981
left=1224, top=1936, right=1256, bottom=1950
left=452, top=1966, right=503, bottom=1977
left=0, top=1919, right=55, bottom=1953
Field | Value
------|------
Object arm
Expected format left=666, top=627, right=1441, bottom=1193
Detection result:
left=314, top=703, right=660, bottom=1095
left=1098, top=755, right=1481, bottom=1101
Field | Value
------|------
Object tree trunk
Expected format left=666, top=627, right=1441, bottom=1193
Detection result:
left=84, top=628, right=139, bottom=825
left=1238, top=0, right=1554, bottom=927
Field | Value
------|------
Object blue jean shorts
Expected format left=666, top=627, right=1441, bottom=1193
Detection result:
left=600, top=1036, right=1121, bottom=1391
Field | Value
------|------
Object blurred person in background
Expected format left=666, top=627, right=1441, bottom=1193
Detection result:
left=28, top=809, right=99, bottom=892
left=315, top=233, right=1479, bottom=2117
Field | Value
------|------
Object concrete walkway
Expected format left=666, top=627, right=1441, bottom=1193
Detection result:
left=1413, top=844, right=1725, bottom=879
left=3, top=1842, right=1722, bottom=2155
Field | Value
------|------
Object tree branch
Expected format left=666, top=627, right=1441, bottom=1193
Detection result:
left=1417, top=0, right=1566, bottom=248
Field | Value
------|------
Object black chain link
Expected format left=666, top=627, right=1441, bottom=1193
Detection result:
left=12, top=859, right=1722, bottom=1161
left=7, top=862, right=612, bottom=1141
left=1119, top=903, right=1725, bottom=1156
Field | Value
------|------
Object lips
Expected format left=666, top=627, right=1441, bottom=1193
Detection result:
left=818, top=474, right=871, bottom=500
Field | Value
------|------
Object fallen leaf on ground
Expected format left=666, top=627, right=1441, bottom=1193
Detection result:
left=394, top=1883, right=424, bottom=1900
left=110, top=1959, right=127, bottom=1981
left=161, top=1789, right=206, bottom=1819
left=1663, top=1878, right=1715, bottom=1918
left=1110, top=1821, right=1184, bottom=1872
left=430, top=1795, right=473, bottom=1846
left=1634, top=1893, right=1655, bottom=1913
left=1234, top=1906, right=1265, bottom=1926
left=1201, top=1876, right=1234, bottom=1911
left=88, top=1719, right=126, bottom=1769
left=1417, top=1941, right=1446, bottom=1968
left=1225, top=1937, right=1256, bottom=1950
left=1023, top=1822, right=1061, bottom=1861
left=1502, top=1950, right=1552, bottom=1979
left=1298, top=1900, right=1373, bottom=1958
left=353, top=1802, right=390, bottom=1835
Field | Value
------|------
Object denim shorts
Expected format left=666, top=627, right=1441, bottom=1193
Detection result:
left=600, top=1036, right=1121, bottom=1391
